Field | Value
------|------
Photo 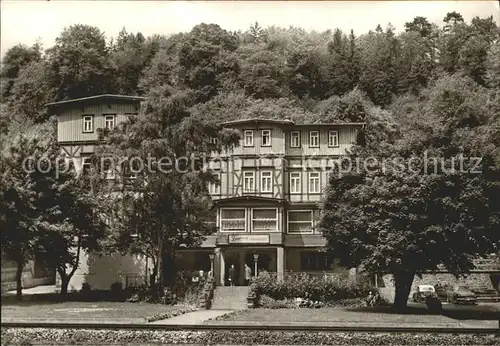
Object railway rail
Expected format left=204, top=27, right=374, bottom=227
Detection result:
left=1, top=321, right=499, bottom=334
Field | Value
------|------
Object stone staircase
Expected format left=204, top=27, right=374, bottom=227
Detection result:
left=211, top=286, right=249, bottom=310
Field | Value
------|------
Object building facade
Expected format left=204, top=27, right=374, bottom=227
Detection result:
left=49, top=95, right=364, bottom=290
left=178, top=118, right=364, bottom=285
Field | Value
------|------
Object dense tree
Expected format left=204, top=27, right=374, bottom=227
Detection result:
left=404, top=16, right=433, bottom=38
left=320, top=75, right=500, bottom=309
left=358, top=25, right=398, bottom=105
left=94, top=86, right=239, bottom=288
left=178, top=24, right=240, bottom=102
left=46, top=24, right=117, bottom=100
left=0, top=122, right=107, bottom=297
left=485, top=41, right=500, bottom=89
left=1, top=43, right=42, bottom=100
left=8, top=60, right=55, bottom=123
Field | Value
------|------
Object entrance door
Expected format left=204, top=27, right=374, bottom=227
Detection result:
left=225, top=253, right=240, bottom=286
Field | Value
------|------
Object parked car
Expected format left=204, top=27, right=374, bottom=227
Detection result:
left=446, top=285, right=477, bottom=304
left=412, top=284, right=438, bottom=303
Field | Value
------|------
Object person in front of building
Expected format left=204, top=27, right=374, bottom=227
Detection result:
left=244, top=263, right=252, bottom=286
left=228, top=264, right=236, bottom=286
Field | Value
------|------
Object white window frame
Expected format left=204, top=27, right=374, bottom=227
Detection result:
left=260, top=171, right=272, bottom=193
left=308, top=172, right=320, bottom=193
left=290, top=131, right=300, bottom=148
left=210, top=137, right=219, bottom=145
left=251, top=208, right=278, bottom=232
left=104, top=114, right=116, bottom=130
left=220, top=208, right=246, bottom=232
left=82, top=115, right=94, bottom=133
left=328, top=130, right=339, bottom=147
left=244, top=130, right=254, bottom=147
left=243, top=171, right=255, bottom=192
left=309, top=131, right=319, bottom=148
left=208, top=173, right=221, bottom=195
left=287, top=210, right=314, bottom=234
left=290, top=172, right=301, bottom=194
left=261, top=129, right=271, bottom=147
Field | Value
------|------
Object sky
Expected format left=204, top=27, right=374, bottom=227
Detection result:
left=1, top=1, right=499, bottom=56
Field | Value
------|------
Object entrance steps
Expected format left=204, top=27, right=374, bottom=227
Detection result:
left=211, top=286, right=248, bottom=310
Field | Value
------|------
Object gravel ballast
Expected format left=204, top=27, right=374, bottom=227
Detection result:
left=1, top=328, right=499, bottom=345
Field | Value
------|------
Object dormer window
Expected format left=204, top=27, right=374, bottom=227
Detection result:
left=244, top=130, right=254, bottom=146
left=261, top=130, right=271, bottom=147
left=82, top=115, right=94, bottom=133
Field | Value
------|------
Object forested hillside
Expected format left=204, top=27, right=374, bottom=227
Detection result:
left=1, top=13, right=499, bottom=132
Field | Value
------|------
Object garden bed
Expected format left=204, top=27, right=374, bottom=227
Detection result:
left=1, top=328, right=498, bottom=345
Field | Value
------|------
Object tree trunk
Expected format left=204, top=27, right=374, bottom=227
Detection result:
left=59, top=237, right=81, bottom=297
left=60, top=275, right=69, bottom=296
left=15, top=261, right=24, bottom=301
left=392, top=271, right=415, bottom=310
left=157, top=231, right=164, bottom=288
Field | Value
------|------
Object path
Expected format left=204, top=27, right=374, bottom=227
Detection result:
left=150, top=309, right=234, bottom=324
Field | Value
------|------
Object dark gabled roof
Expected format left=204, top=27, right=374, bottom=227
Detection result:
left=221, top=118, right=295, bottom=126
left=46, top=94, right=145, bottom=107
left=294, top=122, right=366, bottom=126
left=220, top=118, right=365, bottom=127
left=213, top=195, right=287, bottom=205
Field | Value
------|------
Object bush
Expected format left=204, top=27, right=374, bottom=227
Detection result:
left=110, top=282, right=123, bottom=301
left=252, top=272, right=370, bottom=302
left=259, top=295, right=297, bottom=309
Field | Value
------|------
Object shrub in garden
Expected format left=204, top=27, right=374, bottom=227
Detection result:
left=259, top=294, right=297, bottom=309
left=110, top=282, right=124, bottom=301
left=252, top=272, right=370, bottom=302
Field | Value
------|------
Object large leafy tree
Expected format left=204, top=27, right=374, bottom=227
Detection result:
left=46, top=24, right=117, bottom=100
left=320, top=75, right=500, bottom=309
left=8, top=59, right=56, bottom=123
left=1, top=43, right=42, bottom=100
left=1, top=122, right=107, bottom=298
left=0, top=124, right=50, bottom=300
left=94, top=87, right=239, bottom=288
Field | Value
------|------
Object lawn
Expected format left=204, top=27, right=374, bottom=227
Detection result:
left=211, top=307, right=458, bottom=325
left=1, top=301, right=195, bottom=323
left=208, top=304, right=500, bottom=328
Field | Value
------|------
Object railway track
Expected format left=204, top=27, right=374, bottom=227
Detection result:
left=1, top=321, right=499, bottom=334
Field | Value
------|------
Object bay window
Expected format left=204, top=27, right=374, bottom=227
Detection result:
left=288, top=210, right=313, bottom=233
left=220, top=208, right=246, bottom=232
left=252, top=208, right=278, bottom=232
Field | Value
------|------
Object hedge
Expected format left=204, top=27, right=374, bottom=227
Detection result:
left=253, top=272, right=371, bottom=301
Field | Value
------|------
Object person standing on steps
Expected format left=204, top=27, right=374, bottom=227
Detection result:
left=228, top=264, right=236, bottom=286
left=244, top=263, right=252, bottom=286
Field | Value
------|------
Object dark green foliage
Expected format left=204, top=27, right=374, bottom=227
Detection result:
left=252, top=272, right=370, bottom=302
left=319, top=74, right=500, bottom=309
